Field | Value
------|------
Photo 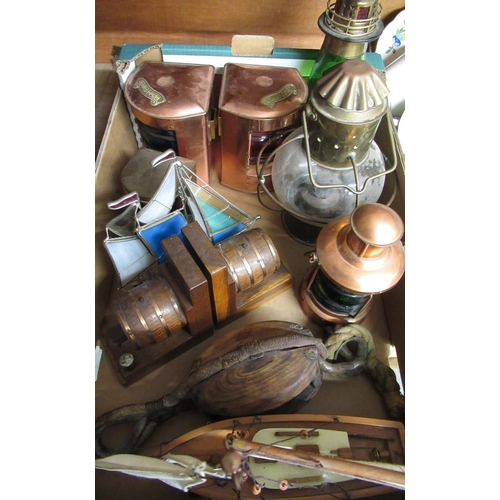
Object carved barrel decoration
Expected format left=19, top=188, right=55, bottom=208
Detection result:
left=113, top=277, right=187, bottom=348
left=217, top=228, right=280, bottom=292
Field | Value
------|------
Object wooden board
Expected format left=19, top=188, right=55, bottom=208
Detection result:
left=157, top=413, right=405, bottom=499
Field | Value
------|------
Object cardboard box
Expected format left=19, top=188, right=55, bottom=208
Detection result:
left=95, top=37, right=405, bottom=499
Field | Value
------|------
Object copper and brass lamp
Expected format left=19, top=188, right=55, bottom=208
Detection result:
left=299, top=202, right=404, bottom=325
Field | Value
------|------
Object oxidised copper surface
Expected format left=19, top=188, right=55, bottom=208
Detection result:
left=123, top=62, right=215, bottom=183
left=219, top=63, right=308, bottom=124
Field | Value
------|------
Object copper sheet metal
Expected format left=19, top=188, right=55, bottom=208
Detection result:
left=315, top=203, right=405, bottom=295
left=124, top=62, right=215, bottom=183
left=218, top=63, right=308, bottom=193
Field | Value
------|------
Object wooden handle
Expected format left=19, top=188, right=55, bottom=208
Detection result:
left=227, top=437, right=405, bottom=490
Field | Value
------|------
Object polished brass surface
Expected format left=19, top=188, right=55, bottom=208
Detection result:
left=323, top=36, right=367, bottom=58
left=306, top=59, right=389, bottom=168
left=313, top=59, right=389, bottom=120
left=260, top=84, right=298, bottom=109
left=323, top=0, right=382, bottom=38
left=315, top=203, right=404, bottom=294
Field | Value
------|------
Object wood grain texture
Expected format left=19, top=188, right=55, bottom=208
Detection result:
left=181, top=222, right=237, bottom=324
left=161, top=234, right=214, bottom=337
left=95, top=0, right=405, bottom=63
left=158, top=413, right=405, bottom=499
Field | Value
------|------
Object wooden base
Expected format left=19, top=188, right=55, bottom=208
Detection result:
left=100, top=320, right=209, bottom=387
left=101, top=224, right=293, bottom=386
left=182, top=222, right=294, bottom=327
left=101, top=232, right=215, bottom=387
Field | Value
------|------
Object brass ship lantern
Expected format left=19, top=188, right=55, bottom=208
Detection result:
left=260, top=58, right=396, bottom=245
left=299, top=203, right=404, bottom=325
left=308, top=0, right=384, bottom=87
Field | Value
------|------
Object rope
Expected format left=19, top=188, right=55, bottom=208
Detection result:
left=95, top=383, right=193, bottom=458
left=324, top=324, right=405, bottom=422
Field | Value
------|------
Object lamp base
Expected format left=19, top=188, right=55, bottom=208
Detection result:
left=299, top=267, right=373, bottom=325
left=281, top=211, right=326, bottom=246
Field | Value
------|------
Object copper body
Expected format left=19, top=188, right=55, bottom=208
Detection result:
left=300, top=203, right=404, bottom=324
left=114, top=277, right=187, bottom=349
left=124, top=62, right=215, bottom=183
left=218, top=63, right=308, bottom=193
left=217, top=228, right=281, bottom=292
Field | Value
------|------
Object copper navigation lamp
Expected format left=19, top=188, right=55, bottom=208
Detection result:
left=299, top=203, right=404, bottom=325
left=258, top=58, right=397, bottom=246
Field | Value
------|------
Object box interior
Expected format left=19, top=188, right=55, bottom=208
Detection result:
left=95, top=3, right=406, bottom=496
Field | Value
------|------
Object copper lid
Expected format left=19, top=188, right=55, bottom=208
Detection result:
left=315, top=203, right=404, bottom=294
left=218, top=63, right=308, bottom=121
left=124, top=62, right=215, bottom=124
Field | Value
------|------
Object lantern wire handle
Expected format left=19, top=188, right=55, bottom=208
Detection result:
left=302, top=109, right=397, bottom=195
left=256, top=137, right=284, bottom=212
left=256, top=108, right=399, bottom=225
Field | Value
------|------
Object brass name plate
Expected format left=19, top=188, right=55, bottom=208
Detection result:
left=260, top=84, right=298, bottom=109
left=133, top=78, right=166, bottom=106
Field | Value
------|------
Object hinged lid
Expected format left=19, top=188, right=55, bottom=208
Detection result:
left=218, top=63, right=308, bottom=121
left=124, top=62, right=215, bottom=124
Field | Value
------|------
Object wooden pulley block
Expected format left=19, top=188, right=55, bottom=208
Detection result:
left=187, top=320, right=327, bottom=417
left=95, top=320, right=328, bottom=458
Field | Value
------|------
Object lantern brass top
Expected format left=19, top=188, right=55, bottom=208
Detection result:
left=313, top=59, right=389, bottom=123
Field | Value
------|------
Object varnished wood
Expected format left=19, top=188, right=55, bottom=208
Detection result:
left=181, top=222, right=237, bottom=324
left=113, top=277, right=187, bottom=348
left=99, top=233, right=215, bottom=386
left=95, top=0, right=405, bottom=63
left=161, top=234, right=214, bottom=337
left=157, top=413, right=405, bottom=499
left=187, top=321, right=325, bottom=417
left=181, top=222, right=294, bottom=327
left=228, top=437, right=404, bottom=489
left=190, top=346, right=322, bottom=416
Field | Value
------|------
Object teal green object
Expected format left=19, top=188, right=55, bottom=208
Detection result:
left=307, top=51, right=384, bottom=88
left=197, top=199, right=245, bottom=243
left=117, top=44, right=383, bottom=80
left=117, top=44, right=318, bottom=78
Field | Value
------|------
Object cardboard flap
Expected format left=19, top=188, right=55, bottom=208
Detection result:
left=231, top=35, right=274, bottom=56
